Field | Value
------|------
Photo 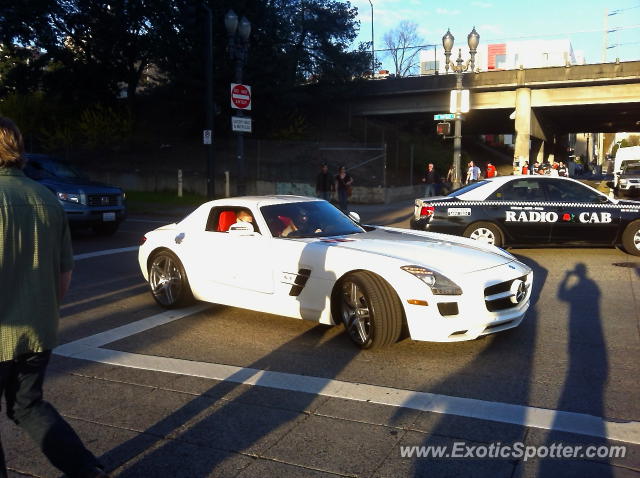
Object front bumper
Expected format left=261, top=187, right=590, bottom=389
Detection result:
left=403, top=262, right=533, bottom=342
left=63, top=204, right=127, bottom=226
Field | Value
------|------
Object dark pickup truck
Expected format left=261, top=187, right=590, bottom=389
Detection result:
left=24, top=154, right=126, bottom=235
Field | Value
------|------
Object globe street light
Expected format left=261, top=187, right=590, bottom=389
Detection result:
left=442, top=27, right=479, bottom=188
left=225, top=10, right=251, bottom=195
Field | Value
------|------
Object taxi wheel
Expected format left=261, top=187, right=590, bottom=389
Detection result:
left=622, top=220, right=640, bottom=256
left=148, top=251, right=194, bottom=308
left=464, top=222, right=503, bottom=247
left=333, top=271, right=403, bottom=349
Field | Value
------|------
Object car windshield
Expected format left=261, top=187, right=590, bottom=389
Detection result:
left=260, top=200, right=365, bottom=238
left=26, top=158, right=87, bottom=180
left=447, top=180, right=490, bottom=197
left=622, top=163, right=640, bottom=175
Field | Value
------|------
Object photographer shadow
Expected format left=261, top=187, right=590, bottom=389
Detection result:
left=536, top=263, right=611, bottom=477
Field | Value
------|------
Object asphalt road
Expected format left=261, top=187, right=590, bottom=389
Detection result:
left=2, top=203, right=640, bottom=478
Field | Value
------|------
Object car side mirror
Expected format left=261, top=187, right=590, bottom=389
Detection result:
left=595, top=195, right=609, bottom=204
left=348, top=211, right=361, bottom=223
left=228, top=222, right=258, bottom=235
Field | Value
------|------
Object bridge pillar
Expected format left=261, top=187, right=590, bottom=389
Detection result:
left=531, top=138, right=545, bottom=165
left=514, top=87, right=532, bottom=171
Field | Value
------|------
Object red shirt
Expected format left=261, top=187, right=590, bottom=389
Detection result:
left=486, top=164, right=497, bottom=178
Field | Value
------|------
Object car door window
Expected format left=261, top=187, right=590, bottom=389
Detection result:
left=205, top=207, right=260, bottom=233
left=543, top=180, right=601, bottom=203
left=487, top=179, right=546, bottom=201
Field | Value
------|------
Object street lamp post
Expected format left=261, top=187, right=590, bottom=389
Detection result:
left=367, top=0, right=375, bottom=75
left=442, top=27, right=479, bottom=189
left=225, top=10, right=251, bottom=196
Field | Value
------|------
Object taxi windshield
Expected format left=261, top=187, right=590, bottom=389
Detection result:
left=261, top=201, right=364, bottom=238
left=448, top=180, right=489, bottom=197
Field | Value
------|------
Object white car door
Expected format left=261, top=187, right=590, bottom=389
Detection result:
left=185, top=207, right=274, bottom=295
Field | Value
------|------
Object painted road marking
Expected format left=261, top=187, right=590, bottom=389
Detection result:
left=54, top=306, right=640, bottom=445
left=74, top=246, right=138, bottom=261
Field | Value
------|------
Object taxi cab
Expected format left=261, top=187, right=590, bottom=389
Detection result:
left=410, top=176, right=640, bottom=255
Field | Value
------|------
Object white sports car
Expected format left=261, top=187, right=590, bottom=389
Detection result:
left=139, top=196, right=533, bottom=349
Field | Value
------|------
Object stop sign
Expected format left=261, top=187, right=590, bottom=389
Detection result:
left=230, top=83, right=251, bottom=110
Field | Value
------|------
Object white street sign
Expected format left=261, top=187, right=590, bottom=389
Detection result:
left=203, top=129, right=212, bottom=145
left=450, top=89, right=470, bottom=114
left=232, top=116, right=252, bottom=133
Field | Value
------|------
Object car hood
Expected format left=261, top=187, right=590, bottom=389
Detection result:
left=38, top=178, right=122, bottom=193
left=304, top=227, right=515, bottom=274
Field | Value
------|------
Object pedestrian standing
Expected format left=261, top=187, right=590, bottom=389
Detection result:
left=335, top=166, right=353, bottom=213
left=0, top=117, right=107, bottom=478
left=558, top=162, right=568, bottom=177
left=486, top=162, right=497, bottom=178
left=466, top=161, right=481, bottom=183
left=421, top=163, right=440, bottom=197
left=315, top=163, right=333, bottom=200
left=521, top=161, right=529, bottom=175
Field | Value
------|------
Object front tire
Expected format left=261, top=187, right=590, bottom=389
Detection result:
left=622, top=220, right=640, bottom=256
left=463, top=221, right=504, bottom=247
left=334, top=272, right=403, bottom=349
left=148, top=251, right=194, bottom=308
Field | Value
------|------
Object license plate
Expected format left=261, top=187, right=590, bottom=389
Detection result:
left=102, top=212, right=116, bottom=222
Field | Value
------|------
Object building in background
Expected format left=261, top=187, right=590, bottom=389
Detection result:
left=419, top=38, right=584, bottom=75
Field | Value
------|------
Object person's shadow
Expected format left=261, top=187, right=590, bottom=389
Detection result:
left=537, top=262, right=611, bottom=477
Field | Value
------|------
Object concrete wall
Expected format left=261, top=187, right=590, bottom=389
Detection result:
left=90, top=170, right=422, bottom=204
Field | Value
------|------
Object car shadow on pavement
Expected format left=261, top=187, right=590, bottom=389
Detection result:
left=105, top=241, right=366, bottom=477
left=385, top=256, right=547, bottom=477
left=388, top=257, right=615, bottom=477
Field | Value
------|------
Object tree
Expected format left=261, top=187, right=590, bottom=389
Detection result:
left=383, top=20, right=423, bottom=76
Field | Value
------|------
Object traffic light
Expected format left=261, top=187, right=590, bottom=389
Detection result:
left=437, top=122, right=451, bottom=136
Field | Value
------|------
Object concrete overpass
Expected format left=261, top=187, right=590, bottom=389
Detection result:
left=349, top=61, right=640, bottom=164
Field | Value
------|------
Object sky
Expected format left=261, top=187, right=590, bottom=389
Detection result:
left=349, top=0, right=640, bottom=70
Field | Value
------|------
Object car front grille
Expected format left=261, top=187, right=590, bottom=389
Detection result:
left=87, top=194, right=119, bottom=207
left=484, top=275, right=528, bottom=312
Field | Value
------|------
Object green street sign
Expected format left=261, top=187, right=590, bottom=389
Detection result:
left=434, top=113, right=455, bottom=120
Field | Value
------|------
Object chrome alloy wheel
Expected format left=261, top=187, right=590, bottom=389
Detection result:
left=634, top=229, right=640, bottom=251
left=341, top=281, right=372, bottom=345
left=469, top=227, right=496, bottom=245
left=149, top=255, right=183, bottom=306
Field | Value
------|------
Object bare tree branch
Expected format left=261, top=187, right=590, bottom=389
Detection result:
left=383, top=20, right=424, bottom=76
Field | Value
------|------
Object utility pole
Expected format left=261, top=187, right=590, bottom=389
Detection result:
left=203, top=4, right=215, bottom=199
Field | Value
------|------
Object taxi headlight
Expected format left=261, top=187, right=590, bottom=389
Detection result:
left=401, top=265, right=462, bottom=295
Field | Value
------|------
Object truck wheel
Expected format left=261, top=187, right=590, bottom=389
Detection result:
left=622, top=220, right=640, bottom=256
left=463, top=222, right=504, bottom=247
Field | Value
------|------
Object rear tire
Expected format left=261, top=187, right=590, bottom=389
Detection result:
left=463, top=221, right=503, bottom=247
left=333, top=271, right=403, bottom=349
left=148, top=251, right=194, bottom=308
left=622, top=220, right=640, bottom=256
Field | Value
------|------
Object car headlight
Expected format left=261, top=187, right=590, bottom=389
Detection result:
left=401, top=265, right=462, bottom=295
left=620, top=179, right=628, bottom=185
left=57, top=192, right=80, bottom=204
